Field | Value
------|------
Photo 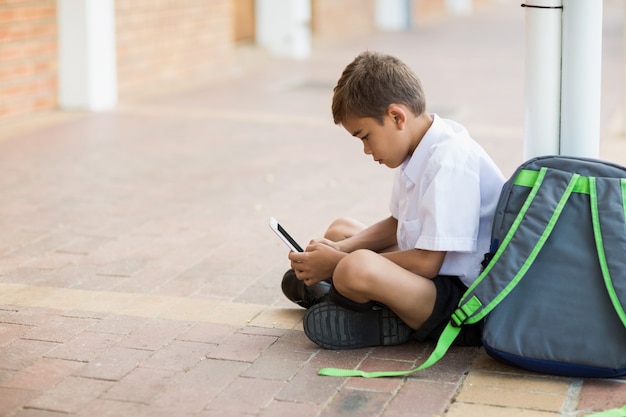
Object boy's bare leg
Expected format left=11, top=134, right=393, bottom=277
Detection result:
left=332, top=250, right=436, bottom=331
left=282, top=217, right=365, bottom=309
left=323, top=217, right=366, bottom=242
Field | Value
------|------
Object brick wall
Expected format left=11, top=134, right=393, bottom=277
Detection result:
left=312, top=0, right=376, bottom=41
left=0, top=0, right=57, bottom=119
left=412, top=0, right=447, bottom=25
left=115, top=0, right=235, bottom=100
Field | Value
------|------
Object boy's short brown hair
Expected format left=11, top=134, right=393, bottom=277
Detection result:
left=331, top=51, right=426, bottom=126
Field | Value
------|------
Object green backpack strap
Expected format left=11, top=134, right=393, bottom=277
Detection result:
left=318, top=167, right=579, bottom=378
left=456, top=167, right=581, bottom=325
left=589, top=177, right=626, bottom=327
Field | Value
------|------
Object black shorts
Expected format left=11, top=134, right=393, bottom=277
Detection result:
left=412, top=275, right=483, bottom=346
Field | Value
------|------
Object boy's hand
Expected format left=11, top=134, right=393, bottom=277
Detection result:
left=288, top=242, right=346, bottom=286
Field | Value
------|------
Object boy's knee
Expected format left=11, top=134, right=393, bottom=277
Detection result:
left=324, top=217, right=363, bottom=241
left=334, top=249, right=374, bottom=291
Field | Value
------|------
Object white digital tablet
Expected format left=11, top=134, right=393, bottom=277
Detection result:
left=269, top=217, right=304, bottom=252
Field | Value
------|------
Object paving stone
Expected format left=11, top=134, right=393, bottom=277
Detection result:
left=100, top=367, right=179, bottom=403
left=74, top=398, right=144, bottom=417
left=142, top=340, right=214, bottom=371
left=243, top=347, right=312, bottom=380
left=0, top=4, right=623, bottom=417
left=0, top=387, right=38, bottom=416
left=25, top=376, right=114, bottom=414
left=578, top=379, right=626, bottom=412
left=344, top=357, right=413, bottom=393
left=0, top=339, right=60, bottom=371
left=0, top=306, right=62, bottom=327
left=0, top=322, right=34, bottom=347
left=151, top=358, right=249, bottom=413
left=205, top=377, right=286, bottom=414
left=176, top=322, right=237, bottom=344
left=21, top=316, right=97, bottom=343
left=1, top=357, right=84, bottom=391
left=44, top=331, right=123, bottom=362
left=86, top=314, right=149, bottom=335
left=319, top=388, right=392, bottom=417
left=73, top=346, right=153, bottom=381
left=9, top=408, right=69, bottom=417
left=387, top=379, right=459, bottom=417
left=206, top=332, right=278, bottom=363
left=455, top=381, right=566, bottom=412
left=258, top=399, right=322, bottom=417
left=115, top=318, right=192, bottom=351
left=445, top=402, right=560, bottom=417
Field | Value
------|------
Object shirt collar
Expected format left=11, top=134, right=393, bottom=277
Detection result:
left=400, top=114, right=444, bottom=184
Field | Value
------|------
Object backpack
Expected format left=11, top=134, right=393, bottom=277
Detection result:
left=318, top=155, right=626, bottom=379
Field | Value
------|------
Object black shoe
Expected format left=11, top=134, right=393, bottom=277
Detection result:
left=303, top=301, right=414, bottom=350
left=281, top=269, right=331, bottom=309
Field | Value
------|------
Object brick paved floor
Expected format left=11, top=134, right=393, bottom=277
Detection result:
left=1, top=2, right=625, bottom=417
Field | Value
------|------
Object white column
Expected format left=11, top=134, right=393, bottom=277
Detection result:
left=522, top=0, right=563, bottom=159
left=559, top=0, right=603, bottom=158
left=256, top=0, right=311, bottom=60
left=446, top=0, right=472, bottom=15
left=375, top=0, right=409, bottom=31
left=57, top=0, right=117, bottom=111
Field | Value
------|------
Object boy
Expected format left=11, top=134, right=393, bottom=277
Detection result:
left=282, top=51, right=505, bottom=350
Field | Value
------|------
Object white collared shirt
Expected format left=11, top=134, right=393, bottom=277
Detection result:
left=390, top=114, right=505, bottom=286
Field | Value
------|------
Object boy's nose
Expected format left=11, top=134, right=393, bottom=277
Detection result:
left=363, top=143, right=372, bottom=155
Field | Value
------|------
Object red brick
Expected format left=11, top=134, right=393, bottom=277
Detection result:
left=578, top=379, right=626, bottom=412
left=176, top=322, right=237, bottom=344
left=206, top=377, right=285, bottom=414
left=0, top=322, right=33, bottom=347
left=152, top=359, right=248, bottom=413
left=344, top=357, right=413, bottom=393
left=320, top=388, right=391, bottom=417
left=116, top=318, right=192, bottom=351
left=206, top=332, right=277, bottom=363
left=1, top=357, right=83, bottom=391
left=385, top=379, right=458, bottom=417
left=0, top=387, right=37, bottom=416
left=22, top=316, right=96, bottom=343
left=142, top=340, right=213, bottom=371
left=87, top=314, right=148, bottom=335
left=408, top=345, right=479, bottom=383
left=45, top=331, right=123, bottom=362
left=73, top=346, right=152, bottom=381
left=259, top=400, right=322, bottom=417
left=26, top=376, right=113, bottom=414
left=0, top=338, right=59, bottom=370
left=101, top=367, right=179, bottom=403
left=243, top=348, right=312, bottom=380
left=73, top=399, right=143, bottom=417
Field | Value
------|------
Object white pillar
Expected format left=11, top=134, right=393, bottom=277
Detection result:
left=446, top=0, right=472, bottom=15
left=375, top=0, right=409, bottom=31
left=559, top=0, right=603, bottom=158
left=256, top=0, right=311, bottom=60
left=57, top=0, right=117, bottom=111
left=522, top=0, right=563, bottom=159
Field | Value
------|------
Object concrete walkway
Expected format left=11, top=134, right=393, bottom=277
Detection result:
left=1, top=2, right=625, bottom=416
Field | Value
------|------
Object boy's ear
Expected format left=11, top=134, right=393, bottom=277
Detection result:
left=387, top=104, right=407, bottom=129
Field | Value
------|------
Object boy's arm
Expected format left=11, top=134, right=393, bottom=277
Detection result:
left=287, top=216, right=398, bottom=285
left=335, top=216, right=398, bottom=253
left=381, top=249, right=446, bottom=279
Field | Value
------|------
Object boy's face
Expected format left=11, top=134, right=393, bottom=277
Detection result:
left=342, top=111, right=414, bottom=169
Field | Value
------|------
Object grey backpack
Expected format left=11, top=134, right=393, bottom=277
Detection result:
left=319, top=155, right=626, bottom=378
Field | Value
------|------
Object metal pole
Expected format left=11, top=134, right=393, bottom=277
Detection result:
left=522, top=0, right=563, bottom=159
left=559, top=0, right=603, bottom=158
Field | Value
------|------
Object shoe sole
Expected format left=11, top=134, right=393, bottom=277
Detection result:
left=303, top=301, right=413, bottom=350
